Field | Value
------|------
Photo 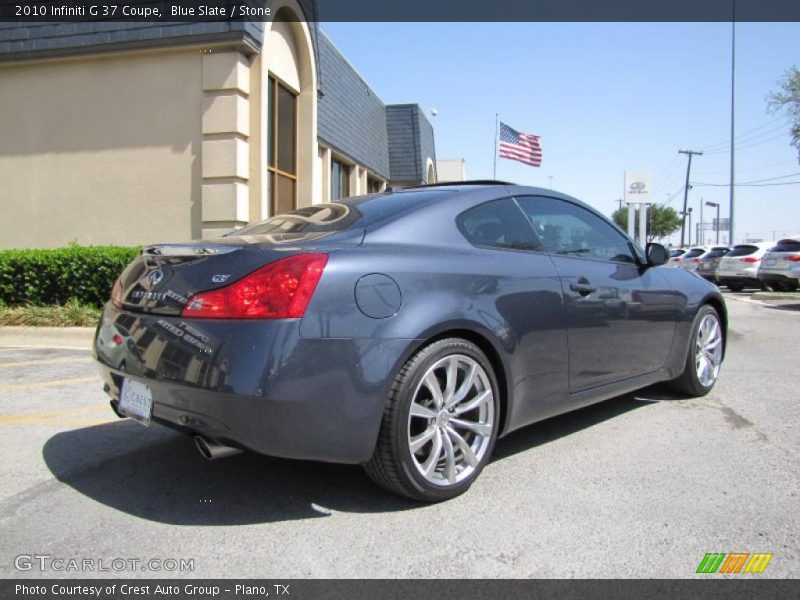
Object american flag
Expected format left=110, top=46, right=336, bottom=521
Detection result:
left=498, top=122, right=542, bottom=167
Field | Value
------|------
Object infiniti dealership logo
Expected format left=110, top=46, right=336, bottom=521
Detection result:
left=146, top=269, right=164, bottom=289
left=628, top=181, right=647, bottom=194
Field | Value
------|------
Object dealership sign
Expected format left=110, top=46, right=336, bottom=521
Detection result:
left=624, top=171, right=651, bottom=205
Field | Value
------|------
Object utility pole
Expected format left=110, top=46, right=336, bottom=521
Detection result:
left=729, top=17, right=736, bottom=252
left=679, top=149, right=703, bottom=247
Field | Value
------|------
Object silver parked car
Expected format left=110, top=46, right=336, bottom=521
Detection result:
left=695, top=246, right=731, bottom=282
left=716, top=242, right=775, bottom=291
left=758, top=235, right=800, bottom=291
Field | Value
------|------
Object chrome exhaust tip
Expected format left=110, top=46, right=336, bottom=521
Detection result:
left=194, top=436, right=243, bottom=460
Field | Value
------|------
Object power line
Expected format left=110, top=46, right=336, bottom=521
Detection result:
left=703, top=130, right=790, bottom=155
left=690, top=171, right=800, bottom=186
left=691, top=180, right=800, bottom=187
left=698, top=115, right=788, bottom=152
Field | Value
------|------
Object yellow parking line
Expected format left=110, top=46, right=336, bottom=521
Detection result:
left=0, top=404, right=109, bottom=418
left=0, top=415, right=112, bottom=426
left=0, top=356, right=91, bottom=368
left=0, top=403, right=112, bottom=425
left=0, top=376, right=99, bottom=392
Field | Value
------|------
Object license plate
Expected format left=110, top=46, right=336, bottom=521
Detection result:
left=119, top=378, right=153, bottom=426
left=766, top=258, right=776, bottom=266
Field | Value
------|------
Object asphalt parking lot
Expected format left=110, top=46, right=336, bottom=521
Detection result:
left=0, top=292, right=798, bottom=579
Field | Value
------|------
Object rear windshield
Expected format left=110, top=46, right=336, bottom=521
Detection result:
left=705, top=247, right=730, bottom=258
left=727, top=245, right=759, bottom=257
left=771, top=239, right=800, bottom=253
left=231, top=204, right=361, bottom=236
left=669, top=249, right=685, bottom=258
left=229, top=189, right=454, bottom=236
left=683, top=249, right=705, bottom=259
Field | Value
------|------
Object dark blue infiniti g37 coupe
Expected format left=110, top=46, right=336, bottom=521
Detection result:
left=94, top=182, right=726, bottom=501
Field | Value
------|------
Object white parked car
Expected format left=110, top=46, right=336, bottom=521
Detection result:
left=758, top=235, right=800, bottom=292
left=716, top=242, right=776, bottom=291
left=676, top=246, right=710, bottom=272
left=666, top=248, right=687, bottom=268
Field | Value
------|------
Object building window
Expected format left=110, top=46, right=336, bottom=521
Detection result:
left=330, top=157, right=350, bottom=200
left=267, top=75, right=298, bottom=215
left=367, top=176, right=383, bottom=194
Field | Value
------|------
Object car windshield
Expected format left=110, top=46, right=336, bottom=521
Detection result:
left=727, top=245, right=759, bottom=257
left=669, top=249, right=685, bottom=258
left=683, top=249, right=705, bottom=258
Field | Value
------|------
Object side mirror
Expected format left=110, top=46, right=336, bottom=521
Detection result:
left=645, top=243, right=669, bottom=267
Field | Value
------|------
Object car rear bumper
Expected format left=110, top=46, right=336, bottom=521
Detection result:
left=717, top=275, right=761, bottom=288
left=94, top=304, right=415, bottom=464
left=758, top=272, right=800, bottom=284
left=696, top=269, right=717, bottom=281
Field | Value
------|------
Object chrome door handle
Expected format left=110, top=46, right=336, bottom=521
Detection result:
left=570, top=279, right=596, bottom=296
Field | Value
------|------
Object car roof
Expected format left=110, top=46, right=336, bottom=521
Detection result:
left=735, top=241, right=775, bottom=249
left=776, top=234, right=800, bottom=243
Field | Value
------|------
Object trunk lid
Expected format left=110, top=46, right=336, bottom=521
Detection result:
left=115, top=229, right=362, bottom=315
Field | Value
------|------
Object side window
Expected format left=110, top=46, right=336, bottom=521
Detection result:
left=457, top=198, right=539, bottom=251
left=515, top=196, right=636, bottom=264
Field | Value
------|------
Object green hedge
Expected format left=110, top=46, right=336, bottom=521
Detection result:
left=0, top=245, right=140, bottom=308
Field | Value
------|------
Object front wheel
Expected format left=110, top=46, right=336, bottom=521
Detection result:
left=364, top=338, right=500, bottom=502
left=668, top=305, right=724, bottom=397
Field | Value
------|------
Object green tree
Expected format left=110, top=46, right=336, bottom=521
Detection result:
left=612, top=204, right=682, bottom=242
left=767, top=66, right=800, bottom=157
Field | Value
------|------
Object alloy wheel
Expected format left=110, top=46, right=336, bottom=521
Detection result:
left=695, top=313, right=723, bottom=387
left=407, top=354, right=495, bottom=487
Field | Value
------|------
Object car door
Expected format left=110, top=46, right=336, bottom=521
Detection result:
left=455, top=197, right=570, bottom=420
left=515, top=195, right=677, bottom=393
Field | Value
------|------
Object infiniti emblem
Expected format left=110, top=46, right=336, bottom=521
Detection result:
left=146, top=269, right=164, bottom=288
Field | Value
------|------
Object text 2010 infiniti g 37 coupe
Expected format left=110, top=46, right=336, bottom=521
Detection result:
left=95, top=182, right=726, bottom=501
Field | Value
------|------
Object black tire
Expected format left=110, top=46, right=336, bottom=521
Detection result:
left=726, top=283, right=744, bottom=292
left=784, top=281, right=799, bottom=292
left=363, top=338, right=500, bottom=502
left=668, top=305, right=723, bottom=397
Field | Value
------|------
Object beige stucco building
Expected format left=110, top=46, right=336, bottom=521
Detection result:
left=0, top=3, right=437, bottom=248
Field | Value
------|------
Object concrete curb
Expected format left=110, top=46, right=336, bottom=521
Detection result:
left=0, top=326, right=95, bottom=349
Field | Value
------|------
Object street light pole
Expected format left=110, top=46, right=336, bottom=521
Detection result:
left=705, top=201, right=720, bottom=245
left=687, top=208, right=693, bottom=247
left=700, top=198, right=704, bottom=247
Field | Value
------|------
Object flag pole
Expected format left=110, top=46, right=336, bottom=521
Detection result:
left=493, top=113, right=499, bottom=179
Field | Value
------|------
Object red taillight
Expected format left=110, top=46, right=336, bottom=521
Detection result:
left=740, top=257, right=759, bottom=263
left=783, top=255, right=800, bottom=262
left=182, top=253, right=328, bottom=319
left=671, top=257, right=681, bottom=262
left=692, top=258, right=701, bottom=263
left=112, top=334, right=123, bottom=346
left=110, top=278, right=124, bottom=308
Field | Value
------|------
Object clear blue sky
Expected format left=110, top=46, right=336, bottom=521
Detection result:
left=322, top=22, right=800, bottom=245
